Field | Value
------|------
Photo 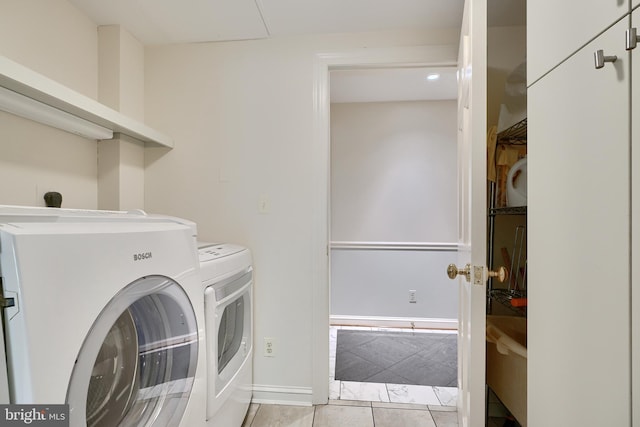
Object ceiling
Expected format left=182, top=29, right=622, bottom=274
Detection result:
left=68, top=0, right=467, bottom=45
left=68, top=0, right=525, bottom=103
left=330, top=67, right=458, bottom=103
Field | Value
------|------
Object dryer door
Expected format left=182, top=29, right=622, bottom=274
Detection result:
left=67, top=275, right=198, bottom=427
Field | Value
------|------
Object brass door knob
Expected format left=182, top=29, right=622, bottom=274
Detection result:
left=447, top=263, right=471, bottom=282
left=447, top=264, right=508, bottom=284
left=487, top=266, right=508, bottom=283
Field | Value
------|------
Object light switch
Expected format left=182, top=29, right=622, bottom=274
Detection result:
left=259, top=194, right=270, bottom=214
left=219, top=167, right=230, bottom=183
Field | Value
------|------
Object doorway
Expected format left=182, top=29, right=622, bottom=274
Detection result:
left=309, top=46, right=460, bottom=408
left=327, top=66, right=459, bottom=405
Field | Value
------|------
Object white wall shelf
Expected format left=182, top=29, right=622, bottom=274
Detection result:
left=0, top=55, right=173, bottom=147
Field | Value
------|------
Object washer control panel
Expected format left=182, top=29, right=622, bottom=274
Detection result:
left=198, top=243, right=245, bottom=262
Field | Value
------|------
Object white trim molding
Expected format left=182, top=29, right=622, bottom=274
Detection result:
left=311, top=44, right=458, bottom=405
left=251, top=384, right=313, bottom=406
left=330, top=315, right=458, bottom=331
left=330, top=241, right=458, bottom=251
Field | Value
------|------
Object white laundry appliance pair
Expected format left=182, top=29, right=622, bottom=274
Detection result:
left=198, top=243, right=253, bottom=427
left=0, top=205, right=207, bottom=426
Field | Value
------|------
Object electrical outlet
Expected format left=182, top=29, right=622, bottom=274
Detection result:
left=409, top=290, right=417, bottom=303
left=264, top=337, right=276, bottom=357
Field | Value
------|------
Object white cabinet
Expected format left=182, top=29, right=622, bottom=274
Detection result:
left=632, top=8, right=640, bottom=425
left=528, top=16, right=631, bottom=427
left=528, top=1, right=628, bottom=83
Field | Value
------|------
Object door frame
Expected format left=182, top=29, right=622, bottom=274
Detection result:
left=310, top=45, right=459, bottom=404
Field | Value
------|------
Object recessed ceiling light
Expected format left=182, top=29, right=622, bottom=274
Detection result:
left=426, top=73, right=440, bottom=81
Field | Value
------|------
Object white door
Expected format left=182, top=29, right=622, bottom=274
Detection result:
left=454, top=0, right=487, bottom=425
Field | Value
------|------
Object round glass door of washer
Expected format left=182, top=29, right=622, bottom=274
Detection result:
left=67, top=275, right=198, bottom=427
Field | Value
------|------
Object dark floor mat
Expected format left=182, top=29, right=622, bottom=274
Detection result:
left=335, top=329, right=457, bottom=387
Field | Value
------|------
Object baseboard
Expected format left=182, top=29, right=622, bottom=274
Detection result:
left=330, top=315, right=458, bottom=330
left=251, top=384, right=313, bottom=406
left=330, top=241, right=458, bottom=251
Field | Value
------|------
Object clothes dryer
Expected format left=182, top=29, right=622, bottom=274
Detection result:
left=0, top=206, right=206, bottom=426
left=198, top=243, right=253, bottom=426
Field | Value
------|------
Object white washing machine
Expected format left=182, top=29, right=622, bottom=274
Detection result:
left=198, top=243, right=253, bottom=427
left=0, top=205, right=207, bottom=426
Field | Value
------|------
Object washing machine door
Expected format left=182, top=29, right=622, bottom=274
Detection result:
left=66, top=275, right=198, bottom=427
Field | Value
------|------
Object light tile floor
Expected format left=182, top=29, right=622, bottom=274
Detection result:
left=241, top=326, right=459, bottom=427
left=242, top=400, right=458, bottom=427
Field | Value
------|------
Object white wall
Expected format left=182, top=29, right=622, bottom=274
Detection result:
left=143, top=30, right=459, bottom=403
left=97, top=26, right=147, bottom=211
left=0, top=0, right=100, bottom=208
left=330, top=101, right=458, bottom=323
left=0, top=0, right=98, bottom=99
left=98, top=25, right=145, bottom=121
left=0, top=2, right=148, bottom=210
left=331, top=248, right=458, bottom=320
left=331, top=101, right=457, bottom=242
left=0, top=112, right=99, bottom=208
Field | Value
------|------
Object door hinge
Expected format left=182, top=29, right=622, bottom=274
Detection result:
left=0, top=277, right=14, bottom=308
left=0, top=297, right=14, bottom=309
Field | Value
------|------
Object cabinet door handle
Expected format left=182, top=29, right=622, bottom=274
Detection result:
left=626, top=28, right=640, bottom=50
left=594, top=49, right=618, bottom=69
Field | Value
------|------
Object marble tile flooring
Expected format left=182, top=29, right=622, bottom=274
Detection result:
left=241, top=326, right=460, bottom=427
left=330, top=326, right=458, bottom=407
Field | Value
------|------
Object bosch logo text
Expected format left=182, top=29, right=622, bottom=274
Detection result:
left=133, top=252, right=153, bottom=261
